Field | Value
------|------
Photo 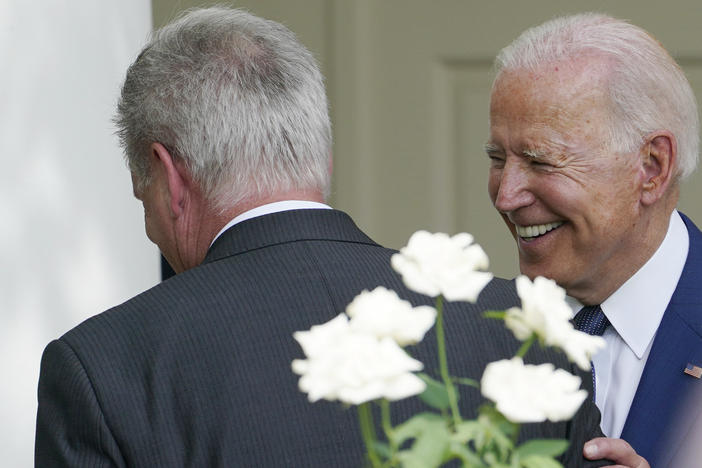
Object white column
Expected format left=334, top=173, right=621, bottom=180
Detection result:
left=0, top=1, right=155, bottom=466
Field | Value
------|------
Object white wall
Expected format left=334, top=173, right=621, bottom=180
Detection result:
left=0, top=2, right=156, bottom=466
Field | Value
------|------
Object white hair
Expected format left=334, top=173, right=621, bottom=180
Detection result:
left=494, top=12, right=699, bottom=181
left=115, top=6, right=331, bottom=210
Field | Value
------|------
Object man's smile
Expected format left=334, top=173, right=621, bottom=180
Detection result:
left=515, top=221, right=564, bottom=240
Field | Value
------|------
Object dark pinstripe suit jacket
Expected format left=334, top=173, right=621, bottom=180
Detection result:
left=35, top=209, right=606, bottom=467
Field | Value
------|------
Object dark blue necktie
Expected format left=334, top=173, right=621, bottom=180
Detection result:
left=574, top=305, right=609, bottom=400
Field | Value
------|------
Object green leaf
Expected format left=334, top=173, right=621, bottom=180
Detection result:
left=478, top=404, right=520, bottom=441
left=446, top=440, right=486, bottom=467
left=417, top=373, right=451, bottom=411
left=452, top=420, right=483, bottom=444
left=372, top=441, right=392, bottom=460
left=478, top=404, right=508, bottom=423
left=488, top=426, right=515, bottom=461
left=454, top=376, right=480, bottom=388
left=393, top=412, right=446, bottom=446
left=520, top=455, right=564, bottom=468
left=483, top=451, right=511, bottom=468
left=396, top=452, right=428, bottom=468
left=471, top=405, right=519, bottom=462
left=515, top=439, right=569, bottom=458
left=395, top=414, right=450, bottom=468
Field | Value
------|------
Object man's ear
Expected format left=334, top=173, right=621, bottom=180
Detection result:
left=640, top=131, right=676, bottom=206
left=151, top=142, right=188, bottom=217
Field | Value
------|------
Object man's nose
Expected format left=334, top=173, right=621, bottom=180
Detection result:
left=493, top=159, right=534, bottom=213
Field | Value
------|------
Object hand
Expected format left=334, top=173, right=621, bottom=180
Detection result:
left=584, top=437, right=650, bottom=468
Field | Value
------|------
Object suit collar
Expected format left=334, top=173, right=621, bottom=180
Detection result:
left=210, top=201, right=332, bottom=248
left=667, top=212, right=702, bottom=330
left=203, top=209, right=379, bottom=265
left=602, top=211, right=689, bottom=359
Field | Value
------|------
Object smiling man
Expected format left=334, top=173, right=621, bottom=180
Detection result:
left=486, top=13, right=702, bottom=467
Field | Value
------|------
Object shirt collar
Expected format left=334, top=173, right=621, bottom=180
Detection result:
left=210, top=200, right=332, bottom=247
left=601, top=211, right=688, bottom=358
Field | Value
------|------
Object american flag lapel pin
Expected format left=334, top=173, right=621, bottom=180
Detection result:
left=684, top=363, right=702, bottom=378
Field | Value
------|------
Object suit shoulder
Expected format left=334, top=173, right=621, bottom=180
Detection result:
left=476, top=277, right=519, bottom=309
left=58, top=274, right=184, bottom=353
left=484, top=276, right=516, bottom=291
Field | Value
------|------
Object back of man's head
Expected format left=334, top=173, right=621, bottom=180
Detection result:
left=115, top=6, right=331, bottom=211
left=494, top=12, right=699, bottom=182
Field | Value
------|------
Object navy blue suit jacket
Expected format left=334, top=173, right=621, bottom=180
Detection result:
left=35, top=209, right=605, bottom=467
left=620, top=213, right=702, bottom=467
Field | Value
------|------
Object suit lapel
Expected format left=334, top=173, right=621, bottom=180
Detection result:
left=621, top=213, right=702, bottom=467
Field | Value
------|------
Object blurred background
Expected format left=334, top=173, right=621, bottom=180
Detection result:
left=3, top=1, right=702, bottom=466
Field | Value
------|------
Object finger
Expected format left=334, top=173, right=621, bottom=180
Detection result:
left=583, top=437, right=649, bottom=468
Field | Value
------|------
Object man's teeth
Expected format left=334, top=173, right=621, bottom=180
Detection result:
left=515, top=222, right=563, bottom=238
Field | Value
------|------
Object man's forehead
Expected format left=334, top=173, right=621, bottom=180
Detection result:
left=494, top=55, right=612, bottom=100
left=492, top=74, right=611, bottom=131
left=488, top=107, right=609, bottom=163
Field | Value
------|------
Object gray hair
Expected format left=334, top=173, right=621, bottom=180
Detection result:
left=115, top=6, right=331, bottom=209
left=494, top=12, right=699, bottom=181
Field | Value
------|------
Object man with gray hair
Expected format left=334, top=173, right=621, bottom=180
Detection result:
left=35, top=6, right=636, bottom=467
left=486, top=12, right=702, bottom=467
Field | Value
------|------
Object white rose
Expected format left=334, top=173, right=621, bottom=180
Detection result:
left=293, top=313, right=351, bottom=359
left=292, top=316, right=426, bottom=405
left=560, top=330, right=608, bottom=371
left=391, top=230, right=493, bottom=302
left=503, top=306, right=533, bottom=341
left=505, top=276, right=606, bottom=370
left=480, top=357, right=587, bottom=423
left=510, top=276, right=573, bottom=337
left=346, top=286, right=436, bottom=346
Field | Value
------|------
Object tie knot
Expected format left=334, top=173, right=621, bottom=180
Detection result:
left=574, top=305, right=610, bottom=336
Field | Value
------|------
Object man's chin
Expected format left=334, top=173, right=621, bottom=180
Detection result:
left=518, top=261, right=560, bottom=283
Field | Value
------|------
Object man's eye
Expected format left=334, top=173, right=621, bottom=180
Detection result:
left=530, top=159, right=557, bottom=171
left=488, top=155, right=505, bottom=167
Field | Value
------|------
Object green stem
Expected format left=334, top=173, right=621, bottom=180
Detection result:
left=380, top=399, right=397, bottom=461
left=516, top=333, right=536, bottom=358
left=483, top=310, right=506, bottom=320
left=511, top=422, right=521, bottom=445
left=358, top=402, right=382, bottom=468
left=435, top=295, right=462, bottom=427
left=380, top=398, right=397, bottom=454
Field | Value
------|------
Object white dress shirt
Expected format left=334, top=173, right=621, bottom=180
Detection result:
left=567, top=210, right=689, bottom=437
left=210, top=200, right=332, bottom=247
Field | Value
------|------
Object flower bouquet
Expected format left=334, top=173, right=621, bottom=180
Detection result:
left=292, top=231, right=605, bottom=467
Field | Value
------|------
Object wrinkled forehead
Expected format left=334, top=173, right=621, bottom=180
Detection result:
left=488, top=57, right=619, bottom=156
left=491, top=56, right=614, bottom=126
left=495, top=54, right=612, bottom=100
